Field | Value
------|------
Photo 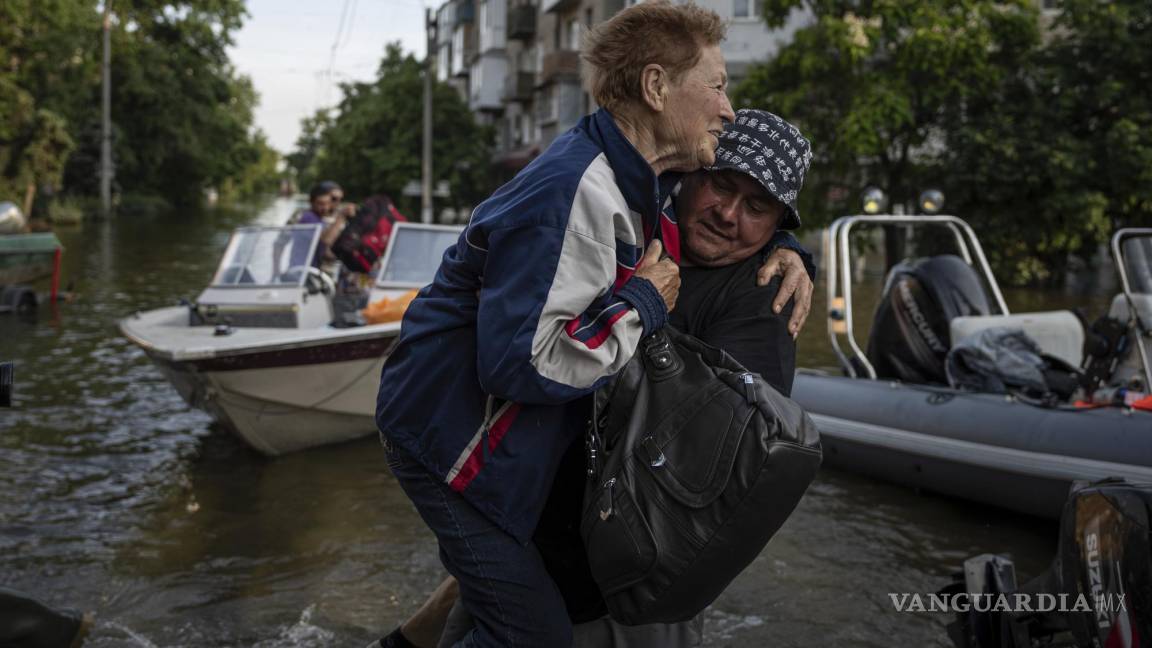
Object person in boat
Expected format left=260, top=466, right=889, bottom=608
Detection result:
left=285, top=181, right=353, bottom=271
left=373, top=109, right=814, bottom=648
left=374, top=4, right=808, bottom=646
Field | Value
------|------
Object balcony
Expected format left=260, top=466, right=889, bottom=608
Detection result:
left=503, top=71, right=535, bottom=103
left=538, top=49, right=580, bottom=86
left=451, top=25, right=478, bottom=76
left=508, top=4, right=537, bottom=41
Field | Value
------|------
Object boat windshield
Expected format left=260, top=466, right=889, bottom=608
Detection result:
left=1119, top=232, right=1152, bottom=295
left=375, top=223, right=463, bottom=289
left=210, top=225, right=322, bottom=287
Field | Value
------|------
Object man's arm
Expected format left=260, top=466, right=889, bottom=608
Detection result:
left=763, top=230, right=815, bottom=279
left=758, top=231, right=814, bottom=338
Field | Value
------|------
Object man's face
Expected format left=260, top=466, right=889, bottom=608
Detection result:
left=678, top=170, right=785, bottom=267
left=311, top=193, right=333, bottom=216
left=660, top=45, right=735, bottom=171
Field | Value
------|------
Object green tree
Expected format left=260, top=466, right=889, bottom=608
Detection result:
left=3, top=1, right=270, bottom=209
left=220, top=130, right=282, bottom=200
left=100, top=0, right=255, bottom=202
left=300, top=44, right=494, bottom=214
left=285, top=110, right=331, bottom=191
left=0, top=1, right=89, bottom=211
left=736, top=0, right=1041, bottom=224
left=738, top=0, right=1152, bottom=284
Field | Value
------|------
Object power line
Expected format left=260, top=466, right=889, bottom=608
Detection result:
left=325, top=0, right=356, bottom=106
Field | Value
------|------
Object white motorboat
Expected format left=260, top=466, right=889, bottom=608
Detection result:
left=121, top=222, right=462, bottom=455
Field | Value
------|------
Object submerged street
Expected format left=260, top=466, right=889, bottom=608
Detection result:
left=0, top=198, right=1113, bottom=647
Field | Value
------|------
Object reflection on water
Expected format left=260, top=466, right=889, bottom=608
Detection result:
left=1, top=198, right=1097, bottom=646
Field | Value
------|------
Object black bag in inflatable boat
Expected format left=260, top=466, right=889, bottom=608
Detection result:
left=581, top=328, right=822, bottom=625
left=867, top=255, right=992, bottom=383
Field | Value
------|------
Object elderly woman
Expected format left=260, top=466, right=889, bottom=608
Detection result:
left=376, top=3, right=746, bottom=646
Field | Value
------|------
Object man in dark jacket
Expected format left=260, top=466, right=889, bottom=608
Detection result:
left=375, top=109, right=815, bottom=648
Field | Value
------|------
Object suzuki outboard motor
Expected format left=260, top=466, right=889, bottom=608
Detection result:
left=867, top=255, right=992, bottom=383
left=944, top=478, right=1152, bottom=648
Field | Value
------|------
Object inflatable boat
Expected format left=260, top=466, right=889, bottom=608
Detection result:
left=791, top=218, right=1152, bottom=518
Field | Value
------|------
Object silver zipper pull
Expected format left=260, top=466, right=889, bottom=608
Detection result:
left=599, top=477, right=616, bottom=521
left=742, top=372, right=755, bottom=404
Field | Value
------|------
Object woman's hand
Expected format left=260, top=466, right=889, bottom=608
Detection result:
left=634, top=239, right=680, bottom=313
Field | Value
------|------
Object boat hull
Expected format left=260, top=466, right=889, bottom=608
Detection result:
left=153, top=353, right=385, bottom=455
left=122, top=306, right=399, bottom=455
left=792, top=372, right=1152, bottom=518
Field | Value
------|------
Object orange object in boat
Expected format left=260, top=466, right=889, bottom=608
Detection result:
left=361, top=290, right=418, bottom=324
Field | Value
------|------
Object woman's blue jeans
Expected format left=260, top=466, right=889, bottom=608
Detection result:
left=384, top=438, right=573, bottom=648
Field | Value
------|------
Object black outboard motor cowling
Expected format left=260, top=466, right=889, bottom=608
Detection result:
left=1056, top=479, right=1152, bottom=647
left=945, top=478, right=1152, bottom=648
left=867, top=255, right=992, bottom=383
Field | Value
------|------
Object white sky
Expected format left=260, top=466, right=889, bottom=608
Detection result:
left=228, top=0, right=430, bottom=153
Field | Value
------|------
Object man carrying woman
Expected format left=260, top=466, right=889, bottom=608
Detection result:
left=375, top=3, right=806, bottom=646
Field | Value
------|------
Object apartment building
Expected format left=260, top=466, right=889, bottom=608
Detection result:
left=432, top=0, right=811, bottom=179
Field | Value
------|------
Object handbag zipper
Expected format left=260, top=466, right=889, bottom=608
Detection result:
left=599, top=477, right=616, bottom=520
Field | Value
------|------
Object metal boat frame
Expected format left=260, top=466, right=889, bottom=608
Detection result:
left=1111, top=227, right=1152, bottom=389
left=824, top=214, right=1009, bottom=379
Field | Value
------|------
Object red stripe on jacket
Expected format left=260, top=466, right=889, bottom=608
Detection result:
left=448, top=403, right=523, bottom=492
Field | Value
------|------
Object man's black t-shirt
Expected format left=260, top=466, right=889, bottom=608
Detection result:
left=535, top=250, right=799, bottom=623
left=670, top=250, right=796, bottom=396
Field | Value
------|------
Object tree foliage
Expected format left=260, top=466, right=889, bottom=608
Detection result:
left=1, top=0, right=279, bottom=212
left=296, top=44, right=494, bottom=215
left=738, top=0, right=1152, bottom=283
left=284, top=110, right=332, bottom=190
left=0, top=1, right=86, bottom=210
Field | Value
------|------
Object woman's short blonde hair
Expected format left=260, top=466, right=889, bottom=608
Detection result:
left=582, top=1, right=726, bottom=112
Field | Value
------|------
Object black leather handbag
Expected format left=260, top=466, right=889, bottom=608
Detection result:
left=581, top=327, right=822, bottom=625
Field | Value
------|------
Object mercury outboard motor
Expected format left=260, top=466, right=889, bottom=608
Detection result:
left=944, top=478, right=1152, bottom=648
left=867, top=255, right=992, bottom=383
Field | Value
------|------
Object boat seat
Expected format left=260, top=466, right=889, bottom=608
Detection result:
left=1108, top=292, right=1152, bottom=324
left=950, top=311, right=1085, bottom=368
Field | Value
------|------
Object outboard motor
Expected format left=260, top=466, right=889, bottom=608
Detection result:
left=867, top=255, right=992, bottom=383
left=944, top=478, right=1152, bottom=648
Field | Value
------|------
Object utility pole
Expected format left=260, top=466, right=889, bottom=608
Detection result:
left=100, top=2, right=114, bottom=215
left=421, top=8, right=435, bottom=224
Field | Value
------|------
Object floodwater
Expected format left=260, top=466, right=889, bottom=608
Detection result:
left=0, top=198, right=1117, bottom=646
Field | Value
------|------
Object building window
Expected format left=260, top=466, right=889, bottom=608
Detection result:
left=566, top=18, right=580, bottom=50
left=733, top=0, right=759, bottom=19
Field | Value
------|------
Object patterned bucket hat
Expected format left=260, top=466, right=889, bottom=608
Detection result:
left=707, top=109, right=812, bottom=229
